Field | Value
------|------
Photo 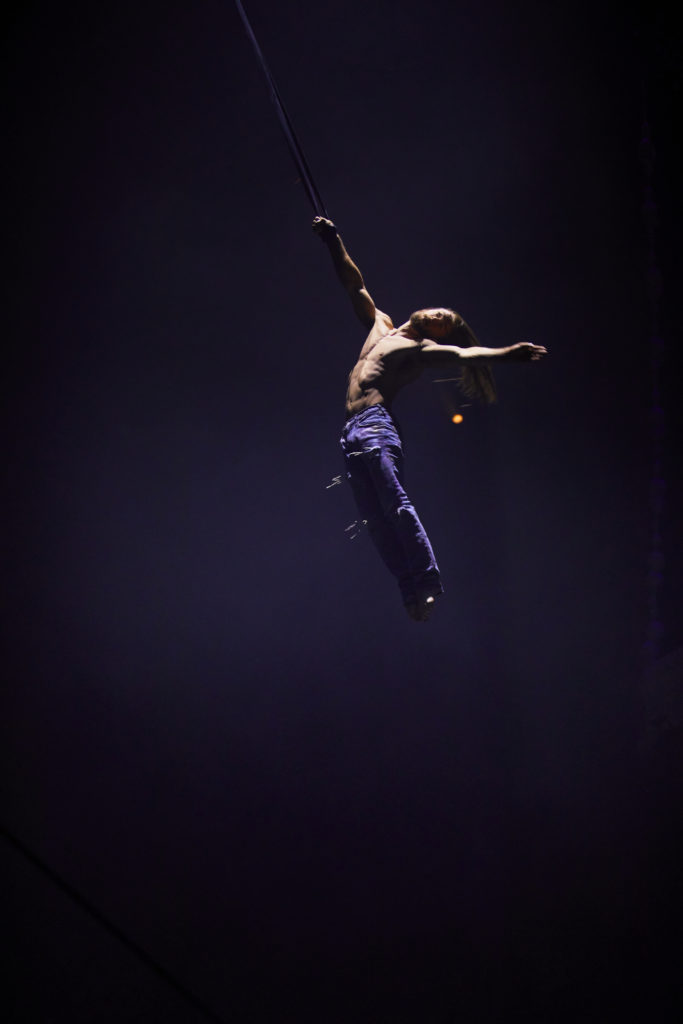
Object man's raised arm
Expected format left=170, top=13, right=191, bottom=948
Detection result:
left=312, top=217, right=378, bottom=328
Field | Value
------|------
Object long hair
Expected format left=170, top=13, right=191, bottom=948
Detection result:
left=453, top=317, right=497, bottom=404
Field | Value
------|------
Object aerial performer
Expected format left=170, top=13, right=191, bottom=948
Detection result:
left=232, top=1, right=547, bottom=621
left=313, top=216, right=547, bottom=622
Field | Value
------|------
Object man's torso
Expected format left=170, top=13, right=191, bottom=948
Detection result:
left=345, top=312, right=423, bottom=417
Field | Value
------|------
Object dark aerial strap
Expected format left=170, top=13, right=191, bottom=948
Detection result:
left=234, top=0, right=329, bottom=218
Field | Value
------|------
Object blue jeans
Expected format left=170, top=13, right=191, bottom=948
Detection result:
left=340, top=405, right=443, bottom=607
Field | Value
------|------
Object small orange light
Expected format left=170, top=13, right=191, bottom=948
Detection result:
left=452, top=413, right=464, bottom=424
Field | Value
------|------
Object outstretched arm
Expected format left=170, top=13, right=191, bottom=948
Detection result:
left=312, top=217, right=379, bottom=328
left=420, top=340, right=547, bottom=368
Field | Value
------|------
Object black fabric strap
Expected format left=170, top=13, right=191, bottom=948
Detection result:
left=234, top=1, right=329, bottom=218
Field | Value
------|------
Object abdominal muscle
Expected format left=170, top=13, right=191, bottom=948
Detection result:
left=344, top=347, right=422, bottom=418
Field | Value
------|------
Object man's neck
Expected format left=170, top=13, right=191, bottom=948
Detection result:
left=393, top=321, right=420, bottom=340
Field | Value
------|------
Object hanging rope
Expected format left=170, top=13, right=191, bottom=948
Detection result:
left=234, top=0, right=329, bottom=218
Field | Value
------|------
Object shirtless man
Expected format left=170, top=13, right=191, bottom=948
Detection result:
left=313, top=216, right=546, bottom=621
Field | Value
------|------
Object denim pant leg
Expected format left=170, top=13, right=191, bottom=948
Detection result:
left=341, top=407, right=443, bottom=604
left=344, top=448, right=416, bottom=602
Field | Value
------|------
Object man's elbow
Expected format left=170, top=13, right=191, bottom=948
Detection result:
left=350, top=289, right=376, bottom=327
left=353, top=306, right=376, bottom=329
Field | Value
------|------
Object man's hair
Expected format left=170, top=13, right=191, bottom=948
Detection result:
left=459, top=363, right=497, bottom=404
left=454, top=316, right=498, bottom=404
left=409, top=308, right=497, bottom=404
left=443, top=313, right=499, bottom=405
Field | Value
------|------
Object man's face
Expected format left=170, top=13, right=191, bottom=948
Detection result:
left=409, top=308, right=457, bottom=339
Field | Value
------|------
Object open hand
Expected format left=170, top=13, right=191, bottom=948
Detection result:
left=509, top=342, right=547, bottom=361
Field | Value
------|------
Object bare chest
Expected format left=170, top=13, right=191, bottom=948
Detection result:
left=358, top=336, right=421, bottom=386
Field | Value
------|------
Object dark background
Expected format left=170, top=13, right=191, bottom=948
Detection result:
left=3, top=1, right=682, bottom=1020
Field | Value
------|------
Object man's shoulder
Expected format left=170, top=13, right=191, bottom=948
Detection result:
left=364, top=309, right=394, bottom=345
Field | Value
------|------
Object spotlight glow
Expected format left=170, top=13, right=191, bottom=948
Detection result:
left=451, top=413, right=464, bottom=424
